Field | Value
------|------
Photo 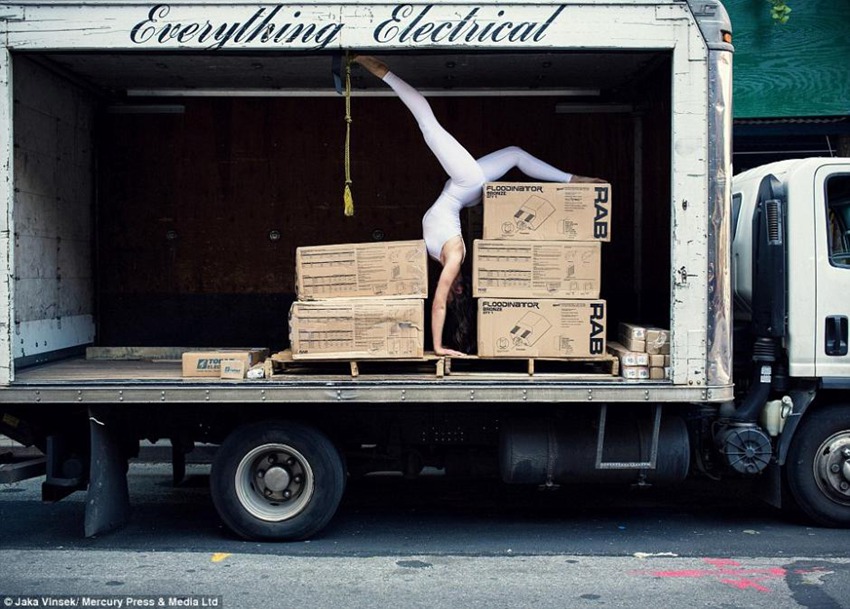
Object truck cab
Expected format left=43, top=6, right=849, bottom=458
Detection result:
left=731, top=157, right=850, bottom=526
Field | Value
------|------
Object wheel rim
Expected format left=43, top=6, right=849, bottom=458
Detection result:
left=234, top=443, right=315, bottom=522
left=812, top=430, right=850, bottom=507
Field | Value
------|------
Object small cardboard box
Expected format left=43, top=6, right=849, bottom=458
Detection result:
left=607, top=341, right=649, bottom=367
left=619, top=336, right=645, bottom=352
left=220, top=360, right=247, bottom=379
left=621, top=366, right=650, bottom=379
left=472, top=240, right=601, bottom=299
left=483, top=182, right=611, bottom=242
left=618, top=322, right=648, bottom=352
left=649, top=353, right=666, bottom=367
left=295, top=240, right=428, bottom=300
left=645, top=327, right=671, bottom=355
left=289, top=298, right=424, bottom=359
left=182, top=349, right=268, bottom=378
left=477, top=298, right=606, bottom=358
left=618, top=322, right=647, bottom=341
left=649, top=366, right=668, bottom=380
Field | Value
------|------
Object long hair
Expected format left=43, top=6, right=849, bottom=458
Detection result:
left=444, top=274, right=476, bottom=354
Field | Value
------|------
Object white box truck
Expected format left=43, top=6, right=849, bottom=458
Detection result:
left=0, top=1, right=846, bottom=541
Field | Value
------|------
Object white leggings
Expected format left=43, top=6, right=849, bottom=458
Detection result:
left=383, top=71, right=572, bottom=207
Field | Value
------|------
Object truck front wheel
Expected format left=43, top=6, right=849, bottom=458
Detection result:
left=210, top=421, right=345, bottom=540
left=786, top=404, right=850, bottom=527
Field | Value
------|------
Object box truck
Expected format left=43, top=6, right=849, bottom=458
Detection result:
left=0, top=1, right=847, bottom=541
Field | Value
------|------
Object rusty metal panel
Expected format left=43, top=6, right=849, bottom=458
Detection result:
left=0, top=47, right=13, bottom=384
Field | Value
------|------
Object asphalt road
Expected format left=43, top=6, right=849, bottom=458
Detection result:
left=1, top=463, right=850, bottom=608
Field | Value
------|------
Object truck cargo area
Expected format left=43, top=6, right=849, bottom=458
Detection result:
left=10, top=50, right=672, bottom=386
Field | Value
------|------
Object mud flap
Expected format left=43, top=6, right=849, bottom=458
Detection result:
left=752, top=461, right=783, bottom=509
left=84, top=407, right=130, bottom=537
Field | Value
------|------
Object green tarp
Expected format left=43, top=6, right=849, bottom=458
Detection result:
left=726, top=0, right=850, bottom=119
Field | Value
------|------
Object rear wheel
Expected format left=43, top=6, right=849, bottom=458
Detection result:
left=786, top=404, right=850, bottom=527
left=210, top=421, right=345, bottom=540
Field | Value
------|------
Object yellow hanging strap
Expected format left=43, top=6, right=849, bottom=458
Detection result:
left=343, top=54, right=354, bottom=217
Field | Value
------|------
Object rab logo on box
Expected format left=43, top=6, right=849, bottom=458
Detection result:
left=593, top=186, right=610, bottom=239
left=589, top=302, right=605, bottom=355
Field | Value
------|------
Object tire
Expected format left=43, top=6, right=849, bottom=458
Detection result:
left=210, top=421, right=345, bottom=540
left=786, top=404, right=850, bottom=527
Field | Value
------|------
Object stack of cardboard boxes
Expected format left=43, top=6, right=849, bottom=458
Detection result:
left=288, top=240, right=429, bottom=359
left=609, top=322, right=671, bottom=379
left=473, top=182, right=612, bottom=359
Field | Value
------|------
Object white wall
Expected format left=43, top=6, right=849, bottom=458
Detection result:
left=12, top=56, right=95, bottom=365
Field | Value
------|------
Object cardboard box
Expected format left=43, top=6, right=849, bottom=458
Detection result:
left=482, top=182, right=611, bottom=242
left=472, top=240, right=601, bottom=299
left=289, top=298, right=424, bottom=359
left=607, top=341, right=649, bottom=367
left=621, top=366, right=650, bottom=379
left=646, top=327, right=671, bottom=355
left=477, top=299, right=606, bottom=358
left=295, top=240, right=428, bottom=300
left=618, top=322, right=647, bottom=352
left=618, top=322, right=647, bottom=341
left=220, top=360, right=247, bottom=379
left=618, top=336, right=645, bottom=352
left=182, top=349, right=268, bottom=378
left=649, top=366, right=668, bottom=380
left=649, top=353, right=666, bottom=367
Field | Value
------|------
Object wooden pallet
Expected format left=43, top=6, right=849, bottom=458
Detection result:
left=264, top=350, right=447, bottom=378
left=264, top=350, right=618, bottom=379
left=443, top=353, right=619, bottom=378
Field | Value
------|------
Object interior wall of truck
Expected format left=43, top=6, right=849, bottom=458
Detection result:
left=11, top=51, right=672, bottom=369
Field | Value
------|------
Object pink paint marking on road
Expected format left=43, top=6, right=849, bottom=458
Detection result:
left=632, top=558, right=812, bottom=594
left=718, top=577, right=771, bottom=592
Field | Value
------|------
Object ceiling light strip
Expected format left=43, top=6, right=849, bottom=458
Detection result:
left=126, top=88, right=601, bottom=98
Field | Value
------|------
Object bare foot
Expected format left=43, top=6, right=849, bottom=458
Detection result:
left=435, top=347, right=467, bottom=357
left=353, top=55, right=389, bottom=79
left=570, top=175, right=607, bottom=184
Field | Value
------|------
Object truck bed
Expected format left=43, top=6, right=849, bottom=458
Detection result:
left=14, top=353, right=619, bottom=383
left=5, top=355, right=729, bottom=405
left=14, top=357, right=185, bottom=382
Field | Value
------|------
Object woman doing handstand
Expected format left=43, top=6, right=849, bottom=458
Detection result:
left=354, top=56, right=602, bottom=356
